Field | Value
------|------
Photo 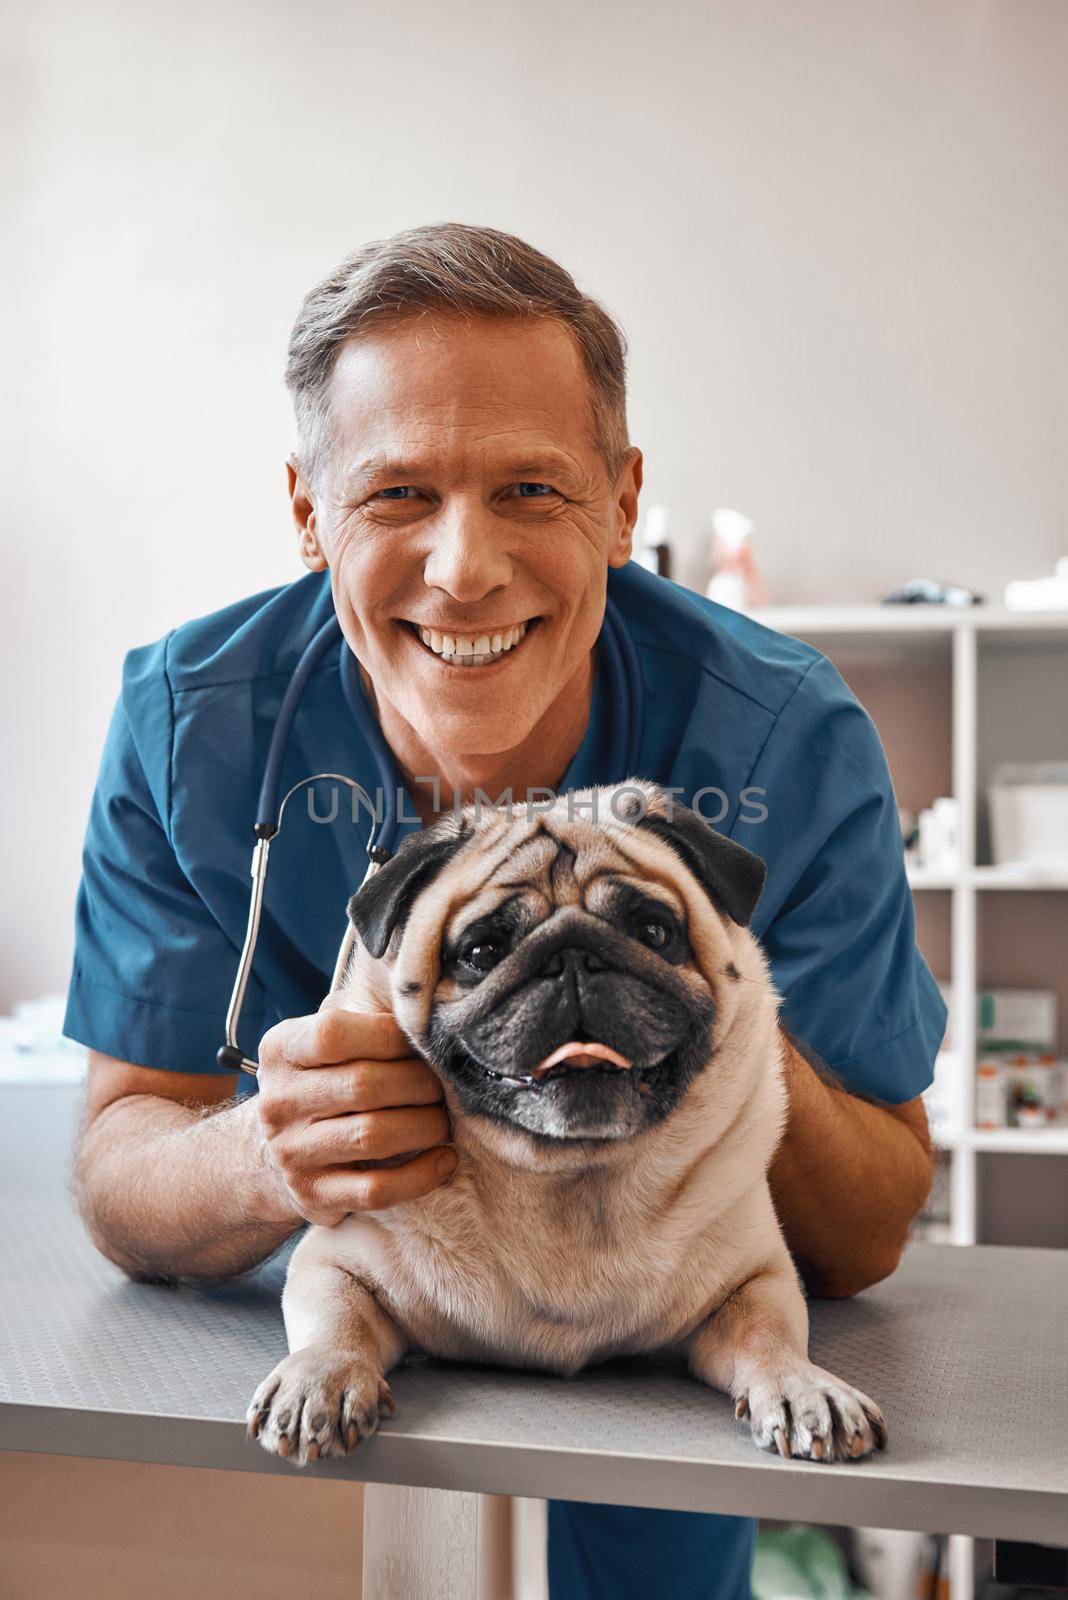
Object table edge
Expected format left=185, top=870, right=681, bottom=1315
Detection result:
left=2, top=1402, right=1064, bottom=1544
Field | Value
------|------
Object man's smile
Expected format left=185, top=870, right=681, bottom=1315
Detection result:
left=401, top=616, right=542, bottom=668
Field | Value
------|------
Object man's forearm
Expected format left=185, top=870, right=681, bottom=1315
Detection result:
left=768, top=1030, right=935, bottom=1299
left=75, top=1093, right=302, bottom=1284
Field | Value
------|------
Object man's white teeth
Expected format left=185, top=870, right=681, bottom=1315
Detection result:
left=416, top=622, right=528, bottom=664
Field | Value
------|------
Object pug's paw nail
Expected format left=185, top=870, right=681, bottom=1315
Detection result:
left=734, top=1395, right=749, bottom=1420
left=247, top=1348, right=389, bottom=1465
left=379, top=1380, right=397, bottom=1415
left=743, top=1365, right=883, bottom=1465
left=863, top=1406, right=889, bottom=1451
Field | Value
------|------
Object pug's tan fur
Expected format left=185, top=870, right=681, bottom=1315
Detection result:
left=248, top=783, right=886, bottom=1466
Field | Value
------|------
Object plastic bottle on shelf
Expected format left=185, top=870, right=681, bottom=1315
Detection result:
left=705, top=508, right=767, bottom=613
left=975, top=1059, right=1006, bottom=1130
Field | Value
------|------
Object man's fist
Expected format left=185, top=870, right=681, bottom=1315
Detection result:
left=253, top=998, right=456, bottom=1227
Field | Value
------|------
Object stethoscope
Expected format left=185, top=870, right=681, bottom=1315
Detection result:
left=217, top=597, right=644, bottom=1076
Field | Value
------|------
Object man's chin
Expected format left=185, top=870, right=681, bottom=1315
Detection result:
left=402, top=705, right=547, bottom=765
left=386, top=677, right=552, bottom=769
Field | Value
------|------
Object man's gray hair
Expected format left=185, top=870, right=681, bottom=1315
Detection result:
left=285, top=222, right=630, bottom=487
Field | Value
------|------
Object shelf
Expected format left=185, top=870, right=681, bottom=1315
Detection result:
left=907, top=865, right=1068, bottom=891
left=971, top=865, right=1068, bottom=890
left=907, top=868, right=958, bottom=890
left=751, top=605, right=1068, bottom=639
left=936, top=1127, right=1068, bottom=1155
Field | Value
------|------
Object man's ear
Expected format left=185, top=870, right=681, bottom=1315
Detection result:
left=347, top=824, right=469, bottom=960
left=636, top=803, right=767, bottom=927
left=288, top=456, right=327, bottom=573
left=608, top=446, right=643, bottom=569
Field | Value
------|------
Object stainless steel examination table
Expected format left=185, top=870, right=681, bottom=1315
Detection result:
left=1, top=1084, right=1065, bottom=1596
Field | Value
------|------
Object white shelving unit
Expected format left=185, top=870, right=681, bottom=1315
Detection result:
left=751, top=604, right=1068, bottom=1600
left=753, top=603, right=1068, bottom=1232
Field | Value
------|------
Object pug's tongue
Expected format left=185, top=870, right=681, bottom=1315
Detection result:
left=532, top=1040, right=633, bottom=1079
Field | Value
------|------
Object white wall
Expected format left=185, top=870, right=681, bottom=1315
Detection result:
left=4, top=0, right=1067, bottom=1008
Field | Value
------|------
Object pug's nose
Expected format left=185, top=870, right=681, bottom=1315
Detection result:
left=539, top=946, right=609, bottom=978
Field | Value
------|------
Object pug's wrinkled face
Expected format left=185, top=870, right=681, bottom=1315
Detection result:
left=347, top=784, right=767, bottom=1143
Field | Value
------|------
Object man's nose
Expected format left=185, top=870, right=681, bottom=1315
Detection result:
left=421, top=501, right=514, bottom=602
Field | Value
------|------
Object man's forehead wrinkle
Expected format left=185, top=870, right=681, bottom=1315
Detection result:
left=338, top=437, right=589, bottom=495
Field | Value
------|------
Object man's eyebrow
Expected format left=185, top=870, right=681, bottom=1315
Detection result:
left=340, top=451, right=583, bottom=491
left=340, top=458, right=423, bottom=491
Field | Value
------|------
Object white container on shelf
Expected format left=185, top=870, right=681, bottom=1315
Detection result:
left=975, top=1059, right=1007, bottom=1130
left=988, top=762, right=1068, bottom=868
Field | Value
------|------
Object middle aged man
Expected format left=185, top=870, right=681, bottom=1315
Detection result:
left=68, top=222, right=944, bottom=1600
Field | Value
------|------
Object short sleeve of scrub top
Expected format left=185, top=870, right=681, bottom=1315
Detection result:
left=733, top=652, right=947, bottom=1104
left=63, top=635, right=268, bottom=1076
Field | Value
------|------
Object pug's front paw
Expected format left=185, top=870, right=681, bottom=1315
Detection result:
left=736, top=1362, right=887, bottom=1463
left=246, top=1344, right=396, bottom=1467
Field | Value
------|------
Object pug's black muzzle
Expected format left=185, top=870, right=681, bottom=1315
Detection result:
left=424, top=909, right=716, bottom=1142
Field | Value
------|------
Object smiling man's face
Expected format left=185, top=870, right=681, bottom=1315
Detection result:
left=290, top=313, right=641, bottom=767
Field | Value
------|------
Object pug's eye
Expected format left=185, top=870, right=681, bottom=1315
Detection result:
left=459, top=938, right=506, bottom=973
left=635, top=918, right=672, bottom=950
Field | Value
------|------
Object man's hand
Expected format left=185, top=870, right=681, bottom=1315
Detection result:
left=255, top=999, right=458, bottom=1228
left=76, top=1003, right=456, bottom=1285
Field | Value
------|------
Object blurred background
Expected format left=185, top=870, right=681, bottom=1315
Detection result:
left=3, top=1, right=1066, bottom=1596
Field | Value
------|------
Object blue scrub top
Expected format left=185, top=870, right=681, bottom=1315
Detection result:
left=65, top=557, right=945, bottom=1096
left=63, top=558, right=946, bottom=1600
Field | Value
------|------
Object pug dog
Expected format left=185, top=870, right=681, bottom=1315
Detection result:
left=247, top=782, right=887, bottom=1467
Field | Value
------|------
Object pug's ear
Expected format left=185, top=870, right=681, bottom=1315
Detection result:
left=347, top=825, right=467, bottom=959
left=635, top=805, right=767, bottom=927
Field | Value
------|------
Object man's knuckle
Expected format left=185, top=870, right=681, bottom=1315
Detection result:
left=256, top=1103, right=281, bottom=1140
left=342, top=1115, right=373, bottom=1159
left=257, top=1021, right=291, bottom=1068
left=350, top=1172, right=386, bottom=1211
left=344, top=1065, right=370, bottom=1108
left=301, top=1171, right=331, bottom=1209
left=269, top=1135, right=299, bottom=1178
left=315, top=1010, right=349, bottom=1060
left=258, top=1090, right=292, bottom=1135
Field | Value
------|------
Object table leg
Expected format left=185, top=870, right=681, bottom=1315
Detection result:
left=363, top=1483, right=480, bottom=1599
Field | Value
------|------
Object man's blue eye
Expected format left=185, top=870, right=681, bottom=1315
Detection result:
left=375, top=486, right=415, bottom=500
left=515, top=482, right=555, bottom=498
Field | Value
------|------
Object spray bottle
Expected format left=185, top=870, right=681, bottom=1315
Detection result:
left=705, top=508, right=767, bottom=612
